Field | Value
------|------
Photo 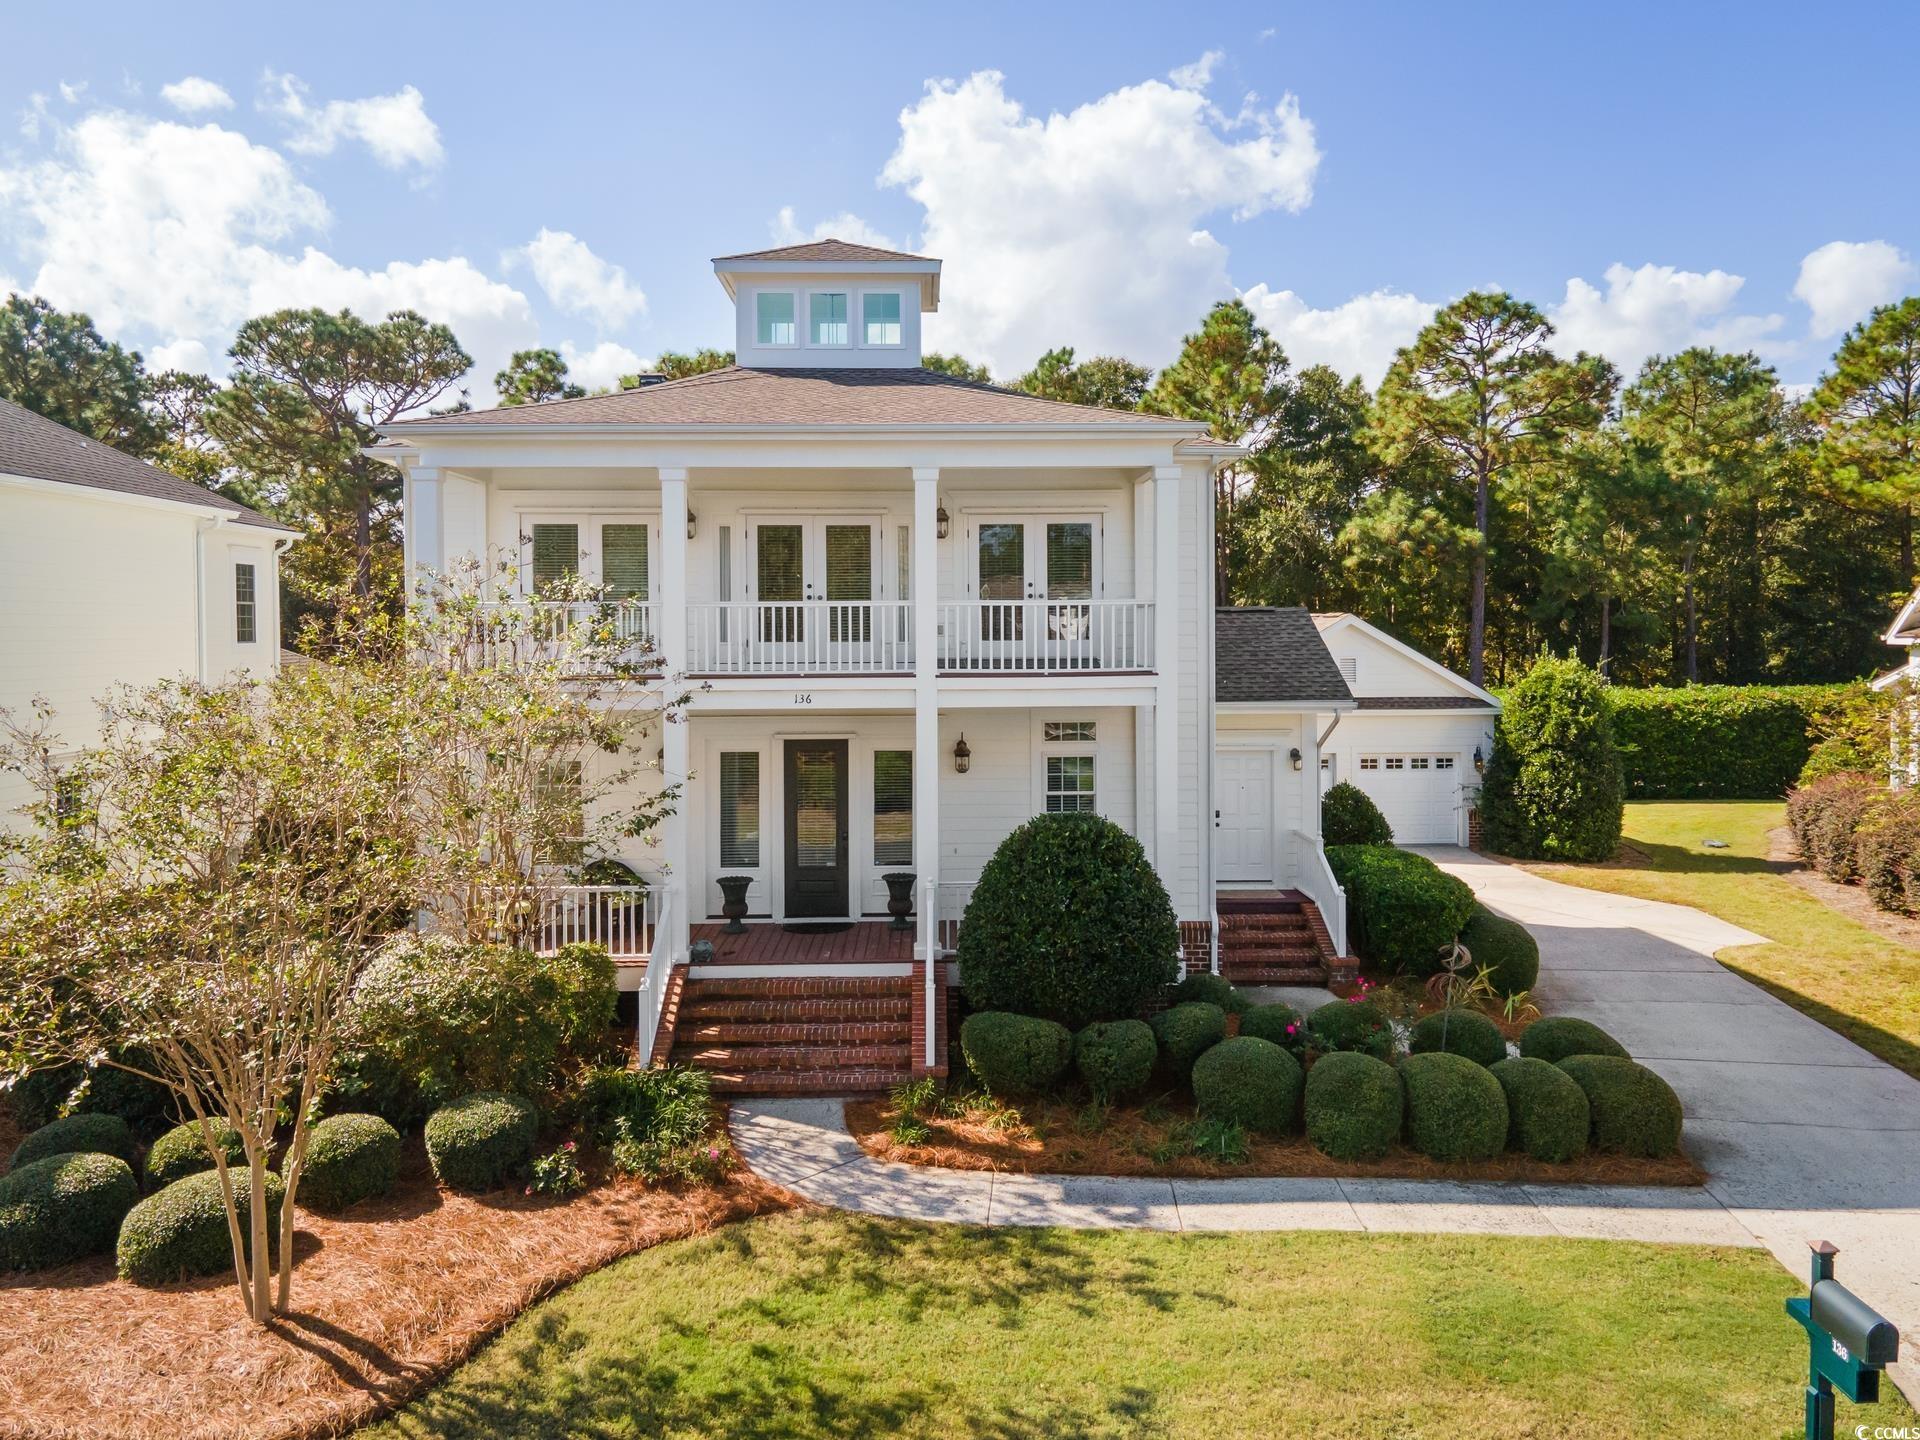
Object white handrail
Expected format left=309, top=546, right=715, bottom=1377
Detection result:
left=636, top=887, right=673, bottom=1065
left=936, top=600, right=1153, bottom=674
left=920, top=876, right=937, bottom=1071
left=1292, top=833, right=1348, bottom=958
left=686, top=600, right=914, bottom=674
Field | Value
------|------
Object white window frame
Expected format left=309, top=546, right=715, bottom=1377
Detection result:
left=755, top=290, right=798, bottom=348
left=515, top=511, right=661, bottom=601
left=860, top=290, right=904, bottom=348
left=806, top=290, right=851, bottom=349
left=1034, top=715, right=1099, bottom=817
left=234, top=561, right=258, bottom=645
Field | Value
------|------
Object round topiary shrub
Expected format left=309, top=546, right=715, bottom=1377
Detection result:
left=1557, top=1056, right=1683, bottom=1158
left=10, top=1060, right=176, bottom=1136
left=957, top=814, right=1180, bottom=1028
left=11, top=1112, right=137, bottom=1172
left=117, top=1167, right=285, bottom=1284
left=1237, top=1002, right=1304, bottom=1050
left=1400, top=1052, right=1508, bottom=1163
left=1191, top=1036, right=1302, bottom=1136
left=1519, top=1016, right=1629, bottom=1065
left=1168, top=972, right=1249, bottom=1015
left=1149, top=1003, right=1227, bottom=1079
left=959, top=1013, right=1073, bottom=1099
left=1322, top=781, right=1393, bottom=846
left=1304, top=1052, right=1402, bottom=1161
left=423, top=1093, right=540, bottom=1193
left=1304, top=1000, right=1393, bottom=1060
left=1460, top=908, right=1540, bottom=996
left=1324, top=847, right=1477, bottom=975
left=1408, top=1009, right=1508, bottom=1068
left=1489, top=1057, right=1589, bottom=1163
left=1479, top=655, right=1623, bottom=862
left=1072, top=1020, right=1158, bottom=1103
left=291, top=1113, right=402, bottom=1212
left=0, top=1152, right=138, bottom=1271
left=144, top=1120, right=247, bottom=1188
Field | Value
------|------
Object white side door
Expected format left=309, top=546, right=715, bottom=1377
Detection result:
left=1215, top=749, right=1275, bottom=884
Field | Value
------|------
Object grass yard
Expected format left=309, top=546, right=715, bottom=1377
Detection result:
left=1534, top=800, right=1920, bottom=1080
left=362, top=1209, right=1908, bottom=1440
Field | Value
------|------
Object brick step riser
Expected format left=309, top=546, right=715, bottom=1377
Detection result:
left=677, top=1021, right=910, bottom=1045
left=1221, top=967, right=1329, bottom=985
left=706, top=1069, right=911, bottom=1095
left=1219, top=929, right=1312, bottom=944
left=1216, top=901, right=1305, bottom=916
left=674, top=1043, right=909, bottom=1071
left=1220, top=947, right=1322, bottom=963
left=681, top=999, right=914, bottom=1024
left=682, top=978, right=912, bottom=1000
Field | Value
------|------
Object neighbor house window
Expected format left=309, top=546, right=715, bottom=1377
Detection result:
left=874, top=750, right=912, bottom=865
left=1044, top=721, right=1095, bottom=743
left=1045, top=755, right=1097, bottom=813
left=863, top=292, right=902, bottom=346
left=810, top=292, right=849, bottom=345
left=53, top=771, right=86, bottom=832
left=756, top=292, right=796, bottom=345
left=720, top=752, right=760, bottom=867
left=234, top=563, right=257, bottom=644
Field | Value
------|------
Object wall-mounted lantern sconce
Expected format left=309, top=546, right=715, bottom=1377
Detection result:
left=953, top=733, right=971, bottom=774
left=1288, top=747, right=1303, bottom=772
left=686, top=511, right=698, bottom=540
left=1473, top=745, right=1485, bottom=774
left=936, top=505, right=951, bottom=541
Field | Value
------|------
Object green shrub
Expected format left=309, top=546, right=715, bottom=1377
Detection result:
left=957, top=813, right=1180, bottom=1027
left=1321, top=781, right=1393, bottom=845
left=1072, top=1021, right=1158, bottom=1102
left=0, top=1152, right=138, bottom=1271
left=1303, top=999, right=1393, bottom=1060
left=1519, top=1016, right=1629, bottom=1065
left=1479, top=655, right=1623, bottom=861
left=958, top=1013, right=1073, bottom=1098
left=1400, top=1052, right=1508, bottom=1162
left=8, top=1058, right=176, bottom=1136
left=569, top=1065, right=713, bottom=1149
left=1238, top=1002, right=1304, bottom=1051
left=1303, top=1052, right=1402, bottom=1161
left=1460, top=907, right=1539, bottom=996
left=1556, top=1056, right=1684, bottom=1158
left=1855, top=792, right=1920, bottom=915
left=117, top=1167, right=285, bottom=1284
left=1798, top=685, right=1897, bottom=785
left=1149, top=1002, right=1227, bottom=1079
left=423, top=1093, right=540, bottom=1193
left=11, top=1112, right=137, bottom=1171
left=292, top=1114, right=402, bottom=1211
left=1489, top=1057, right=1590, bottom=1163
left=1168, top=971, right=1249, bottom=1015
left=144, top=1121, right=247, bottom=1188
left=1787, top=773, right=1883, bottom=884
left=1607, top=684, right=1886, bottom=800
left=1191, top=1037, right=1302, bottom=1136
left=1408, top=1009, right=1508, bottom=1068
left=1326, top=846, right=1476, bottom=974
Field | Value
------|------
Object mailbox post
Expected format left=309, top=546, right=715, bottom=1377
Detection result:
left=1785, top=1241, right=1900, bottom=1440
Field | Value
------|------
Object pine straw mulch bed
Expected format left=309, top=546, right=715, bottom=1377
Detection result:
left=0, top=1139, right=793, bottom=1440
left=846, top=1094, right=1704, bottom=1188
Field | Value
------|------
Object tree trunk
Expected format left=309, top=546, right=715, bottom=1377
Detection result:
left=1904, top=501, right=1914, bottom=592
left=1468, top=464, right=1490, bottom=687
left=1598, top=594, right=1612, bottom=675
left=1683, top=553, right=1699, bottom=684
left=250, top=1158, right=271, bottom=1322
left=355, top=485, right=373, bottom=600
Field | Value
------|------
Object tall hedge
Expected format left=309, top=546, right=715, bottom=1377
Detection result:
left=1609, top=683, right=1887, bottom=800
left=1480, top=656, right=1623, bottom=862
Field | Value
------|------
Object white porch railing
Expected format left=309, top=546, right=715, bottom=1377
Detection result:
left=935, top=880, right=974, bottom=952
left=936, top=600, right=1153, bottom=674
left=539, top=883, right=659, bottom=958
left=1292, top=833, right=1349, bottom=957
left=686, top=601, right=914, bottom=674
left=467, top=600, right=657, bottom=672
left=634, top=888, right=673, bottom=1066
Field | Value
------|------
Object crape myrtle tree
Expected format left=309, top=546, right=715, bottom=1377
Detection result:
left=0, top=562, right=682, bottom=1322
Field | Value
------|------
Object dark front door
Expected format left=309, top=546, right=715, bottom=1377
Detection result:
left=784, top=739, right=849, bottom=918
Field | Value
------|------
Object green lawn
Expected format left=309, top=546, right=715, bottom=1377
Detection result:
left=362, top=1210, right=1907, bottom=1439
left=1536, top=800, right=1920, bottom=1080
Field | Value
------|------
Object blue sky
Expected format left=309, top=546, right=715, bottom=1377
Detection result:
left=2, top=2, right=1915, bottom=401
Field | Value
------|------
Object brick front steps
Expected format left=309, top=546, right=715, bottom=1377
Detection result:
left=1215, top=892, right=1344, bottom=986
left=668, top=974, right=915, bottom=1095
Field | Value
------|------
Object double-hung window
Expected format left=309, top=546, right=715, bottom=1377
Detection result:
left=756, top=292, right=797, bottom=346
left=863, top=292, right=902, bottom=346
left=234, top=562, right=257, bottom=644
left=810, top=293, right=850, bottom=346
left=1042, top=720, right=1097, bottom=814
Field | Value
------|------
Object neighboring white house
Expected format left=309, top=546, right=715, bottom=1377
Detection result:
left=0, top=396, right=298, bottom=827
left=1875, top=587, right=1920, bottom=785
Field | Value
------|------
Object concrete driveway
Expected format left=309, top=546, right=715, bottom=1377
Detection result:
left=1425, top=845, right=1920, bottom=1387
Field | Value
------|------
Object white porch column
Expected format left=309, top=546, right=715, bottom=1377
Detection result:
left=912, top=468, right=941, bottom=963
left=658, top=469, right=691, bottom=962
left=1151, top=465, right=1182, bottom=896
left=407, top=467, right=442, bottom=585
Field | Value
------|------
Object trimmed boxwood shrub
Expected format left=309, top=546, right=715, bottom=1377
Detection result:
left=1855, top=792, right=1920, bottom=916
left=1409, top=1009, right=1508, bottom=1068
left=145, top=1120, right=247, bottom=1188
left=11, top=1112, right=137, bottom=1171
left=1322, top=781, right=1393, bottom=846
left=1168, top=971, right=1249, bottom=1015
left=1149, top=1003, right=1227, bottom=1079
left=1400, top=1052, right=1508, bottom=1163
left=1303, top=1052, right=1402, bottom=1161
left=1238, top=1002, right=1304, bottom=1051
left=1460, top=907, right=1539, bottom=996
left=423, top=1093, right=540, bottom=1193
left=957, top=813, right=1180, bottom=1028
left=0, top=1152, right=138, bottom=1271
left=1490, top=1057, right=1590, bottom=1163
left=293, top=1114, right=402, bottom=1211
left=959, top=1013, right=1073, bottom=1099
left=1557, top=1056, right=1684, bottom=1158
left=1303, top=999, right=1393, bottom=1060
left=1519, top=1016, right=1629, bottom=1065
left=1479, top=655, right=1623, bottom=862
left=1787, top=772, right=1884, bottom=885
left=1072, top=1020, right=1157, bottom=1103
left=9, top=1058, right=176, bottom=1136
left=1325, top=846, right=1476, bottom=974
left=117, top=1167, right=285, bottom=1284
left=1191, top=1036, right=1302, bottom=1135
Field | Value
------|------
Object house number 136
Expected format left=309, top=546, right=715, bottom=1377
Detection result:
left=793, top=693, right=813, bottom=705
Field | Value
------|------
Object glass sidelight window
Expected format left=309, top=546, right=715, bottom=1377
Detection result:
left=874, top=750, right=912, bottom=865
left=719, top=752, right=760, bottom=867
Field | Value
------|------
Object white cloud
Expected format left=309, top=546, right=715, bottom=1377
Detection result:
left=1241, top=284, right=1439, bottom=385
left=146, top=336, right=212, bottom=373
left=261, top=72, right=443, bottom=171
left=1169, top=51, right=1225, bottom=91
left=159, top=76, right=234, bottom=114
left=506, top=228, right=647, bottom=328
left=769, top=205, right=902, bottom=252
left=58, top=81, right=88, bottom=105
left=1794, top=240, right=1916, bottom=337
left=1546, top=262, right=1785, bottom=377
left=879, top=66, right=1320, bottom=374
left=560, top=339, right=646, bottom=391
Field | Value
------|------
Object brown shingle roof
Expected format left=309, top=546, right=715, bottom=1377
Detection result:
left=385, top=366, right=1197, bottom=431
left=712, top=239, right=932, bottom=264
left=0, top=396, right=294, bottom=532
left=1355, top=696, right=1495, bottom=712
left=1216, top=607, right=1355, bottom=706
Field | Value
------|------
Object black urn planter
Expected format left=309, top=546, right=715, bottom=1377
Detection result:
left=717, top=875, right=753, bottom=934
left=881, top=872, right=917, bottom=931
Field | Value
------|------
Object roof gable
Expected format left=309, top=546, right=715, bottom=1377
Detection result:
left=1215, top=607, right=1354, bottom=706
left=1311, top=612, right=1498, bottom=708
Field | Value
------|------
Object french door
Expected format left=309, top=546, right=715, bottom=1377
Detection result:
left=749, top=517, right=879, bottom=664
left=972, top=516, right=1098, bottom=665
left=520, top=514, right=656, bottom=602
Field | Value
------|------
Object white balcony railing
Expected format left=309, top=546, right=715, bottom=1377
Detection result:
left=467, top=600, right=657, bottom=673
left=687, top=601, right=914, bottom=675
left=536, top=883, right=659, bottom=958
left=937, top=600, right=1153, bottom=674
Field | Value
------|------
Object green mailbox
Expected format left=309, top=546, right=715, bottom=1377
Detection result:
left=1785, top=1241, right=1900, bottom=1440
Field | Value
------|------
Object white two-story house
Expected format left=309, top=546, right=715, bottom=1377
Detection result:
left=378, top=240, right=1356, bottom=1090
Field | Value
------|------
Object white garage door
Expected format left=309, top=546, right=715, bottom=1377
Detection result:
left=1355, top=753, right=1459, bottom=844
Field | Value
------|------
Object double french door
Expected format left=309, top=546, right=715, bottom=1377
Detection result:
left=749, top=517, right=880, bottom=664
left=514, top=514, right=657, bottom=660
left=970, top=515, right=1098, bottom=666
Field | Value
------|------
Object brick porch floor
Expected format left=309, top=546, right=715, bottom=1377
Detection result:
left=689, top=920, right=917, bottom=966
